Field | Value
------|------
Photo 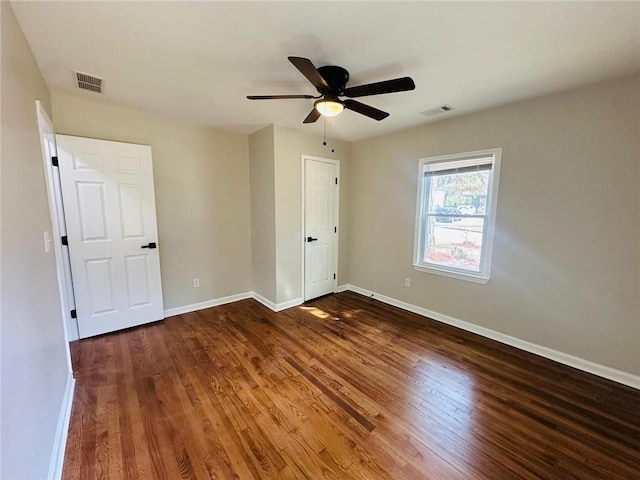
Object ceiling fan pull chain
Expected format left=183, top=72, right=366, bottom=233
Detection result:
left=323, top=115, right=327, bottom=146
left=330, top=117, right=335, bottom=153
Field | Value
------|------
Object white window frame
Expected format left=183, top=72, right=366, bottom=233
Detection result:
left=413, top=147, right=502, bottom=284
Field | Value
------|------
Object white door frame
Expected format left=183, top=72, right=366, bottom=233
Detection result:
left=300, top=155, right=340, bottom=302
left=35, top=101, right=76, bottom=372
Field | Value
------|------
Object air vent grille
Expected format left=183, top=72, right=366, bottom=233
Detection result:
left=421, top=104, right=453, bottom=118
left=74, top=71, right=103, bottom=93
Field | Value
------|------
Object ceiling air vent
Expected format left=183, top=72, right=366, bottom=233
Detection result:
left=74, top=71, right=103, bottom=93
left=421, top=104, right=453, bottom=118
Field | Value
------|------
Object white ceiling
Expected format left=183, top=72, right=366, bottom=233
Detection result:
left=11, top=1, right=640, bottom=142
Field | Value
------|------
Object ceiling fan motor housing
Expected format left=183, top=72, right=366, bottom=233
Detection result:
left=317, top=65, right=350, bottom=96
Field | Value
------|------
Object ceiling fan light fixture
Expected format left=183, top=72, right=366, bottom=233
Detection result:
left=314, top=99, right=344, bottom=117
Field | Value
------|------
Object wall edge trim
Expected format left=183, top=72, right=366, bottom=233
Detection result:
left=342, top=284, right=640, bottom=390
left=48, top=371, right=76, bottom=480
left=251, top=292, right=279, bottom=311
left=252, top=292, right=302, bottom=312
left=164, top=292, right=304, bottom=318
left=164, top=292, right=253, bottom=317
left=273, top=297, right=304, bottom=311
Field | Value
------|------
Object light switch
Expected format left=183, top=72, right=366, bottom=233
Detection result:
left=44, top=231, right=52, bottom=253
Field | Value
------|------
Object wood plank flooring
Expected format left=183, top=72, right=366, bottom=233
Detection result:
left=63, top=292, right=640, bottom=479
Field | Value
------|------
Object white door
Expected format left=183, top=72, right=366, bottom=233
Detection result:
left=57, top=135, right=164, bottom=338
left=304, top=157, right=339, bottom=301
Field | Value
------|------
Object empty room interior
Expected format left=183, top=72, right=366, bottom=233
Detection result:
left=2, top=1, right=640, bottom=479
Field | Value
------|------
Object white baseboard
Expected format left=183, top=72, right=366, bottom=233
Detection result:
left=274, top=297, right=303, bottom=311
left=336, top=284, right=350, bottom=293
left=252, top=292, right=278, bottom=311
left=252, top=292, right=302, bottom=312
left=342, top=284, right=640, bottom=390
left=164, top=291, right=253, bottom=317
left=166, top=291, right=302, bottom=318
left=48, top=371, right=75, bottom=480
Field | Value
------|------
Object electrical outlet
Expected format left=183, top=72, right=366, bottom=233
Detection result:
left=193, top=278, right=200, bottom=288
left=404, top=278, right=411, bottom=287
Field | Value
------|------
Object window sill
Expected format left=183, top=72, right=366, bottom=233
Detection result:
left=413, top=264, right=490, bottom=284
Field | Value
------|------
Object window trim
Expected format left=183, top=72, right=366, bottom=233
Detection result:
left=412, top=147, right=502, bottom=283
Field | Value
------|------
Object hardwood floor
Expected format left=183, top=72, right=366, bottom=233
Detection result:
left=63, top=292, right=640, bottom=479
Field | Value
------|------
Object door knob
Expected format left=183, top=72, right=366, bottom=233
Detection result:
left=141, top=242, right=157, bottom=249
left=306, top=237, right=318, bottom=242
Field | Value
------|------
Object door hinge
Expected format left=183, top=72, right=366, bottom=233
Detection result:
left=61, top=235, right=68, bottom=246
left=335, top=177, right=338, bottom=185
left=333, top=273, right=336, bottom=280
left=334, top=226, right=337, bottom=233
left=70, top=309, right=77, bottom=319
left=51, top=156, right=59, bottom=167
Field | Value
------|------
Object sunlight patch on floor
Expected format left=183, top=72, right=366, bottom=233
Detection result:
left=298, top=306, right=331, bottom=319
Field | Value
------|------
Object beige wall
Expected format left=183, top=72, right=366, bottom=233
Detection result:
left=273, top=125, right=350, bottom=304
left=0, top=2, right=71, bottom=478
left=249, top=125, right=276, bottom=301
left=52, top=92, right=252, bottom=310
left=248, top=125, right=350, bottom=306
left=348, top=75, right=640, bottom=376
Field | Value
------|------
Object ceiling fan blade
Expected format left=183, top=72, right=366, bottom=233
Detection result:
left=303, top=108, right=321, bottom=124
left=343, top=99, right=390, bottom=121
left=344, top=77, right=415, bottom=98
left=247, top=94, right=315, bottom=100
left=288, top=56, right=329, bottom=91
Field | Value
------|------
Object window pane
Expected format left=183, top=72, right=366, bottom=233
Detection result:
left=426, top=170, right=491, bottom=215
left=423, top=216, right=485, bottom=272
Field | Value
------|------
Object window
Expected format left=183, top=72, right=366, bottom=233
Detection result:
left=413, top=148, right=501, bottom=283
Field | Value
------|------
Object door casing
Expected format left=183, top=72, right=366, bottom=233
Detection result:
left=35, top=101, right=77, bottom=361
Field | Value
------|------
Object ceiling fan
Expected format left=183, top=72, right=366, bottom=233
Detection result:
left=247, top=56, right=416, bottom=123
